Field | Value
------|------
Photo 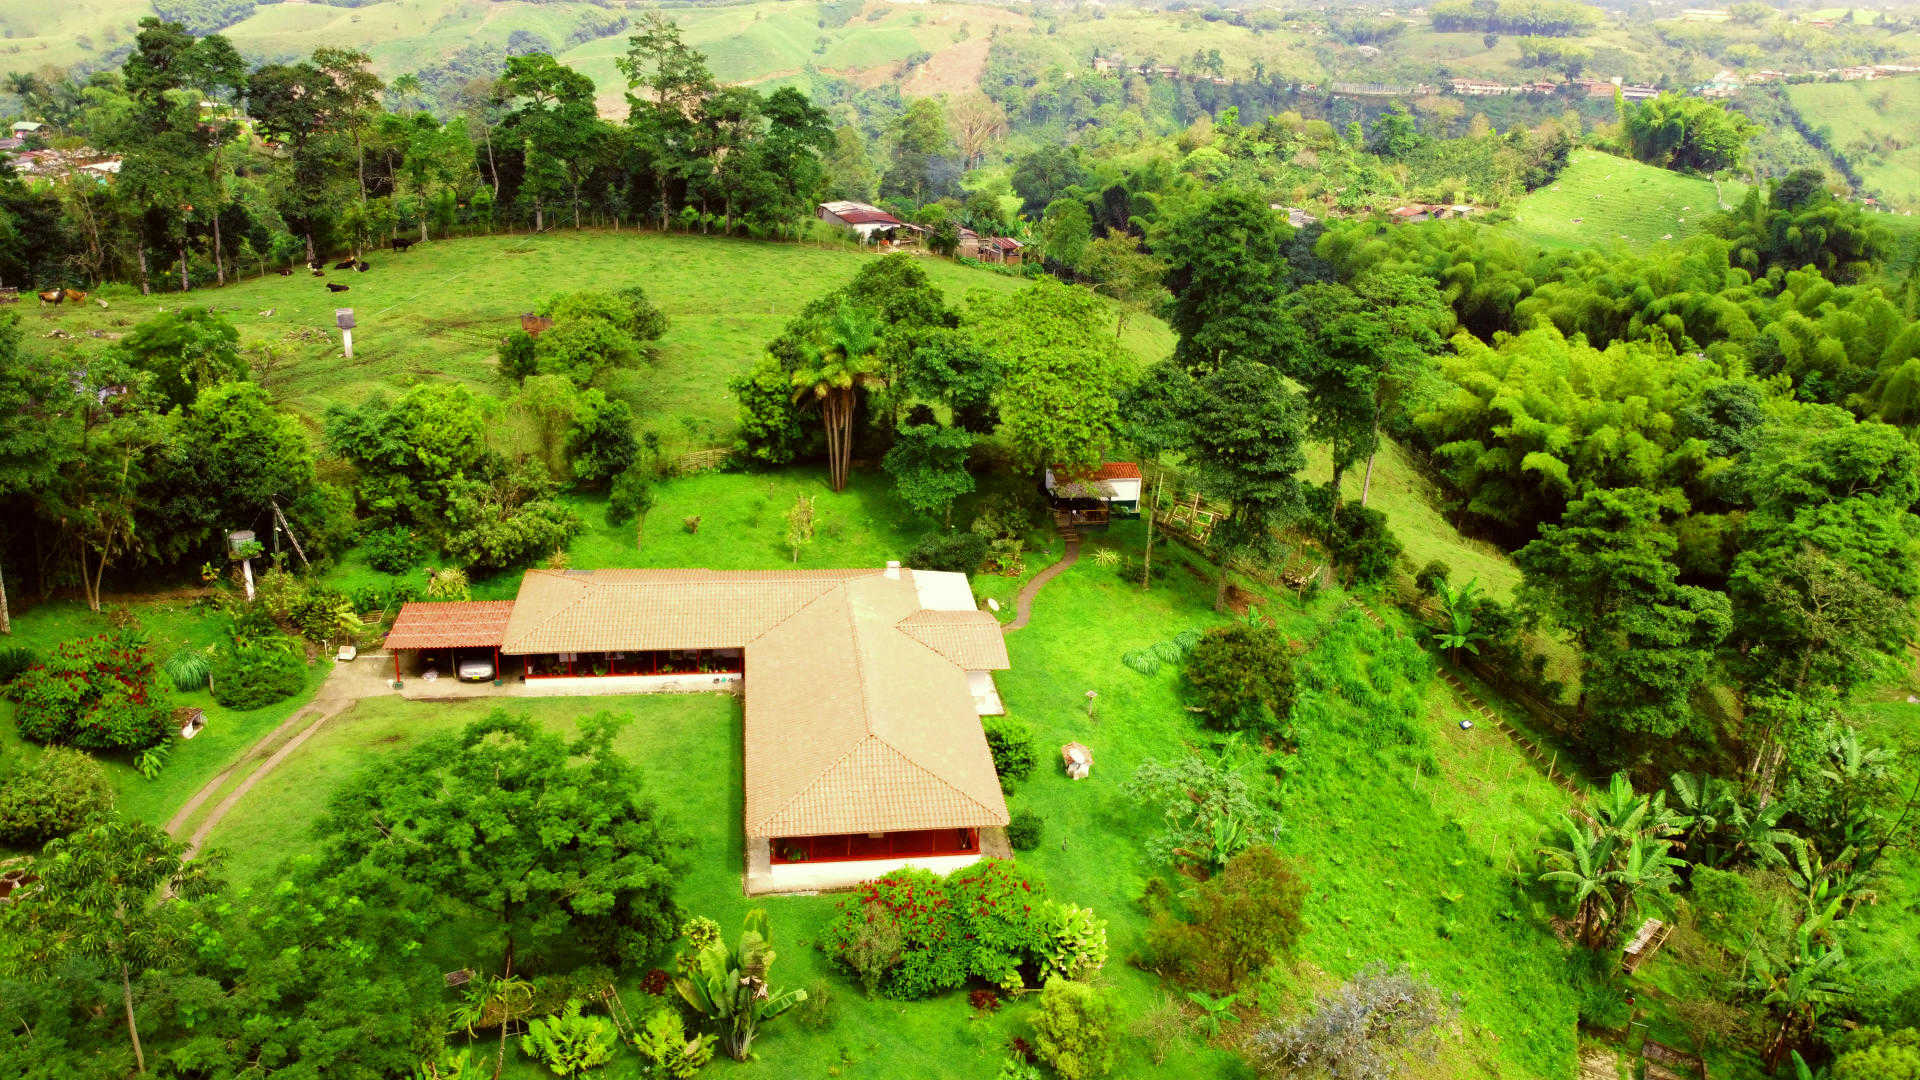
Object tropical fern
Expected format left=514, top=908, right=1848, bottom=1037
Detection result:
left=1123, top=649, right=1162, bottom=677
left=518, top=1001, right=615, bottom=1077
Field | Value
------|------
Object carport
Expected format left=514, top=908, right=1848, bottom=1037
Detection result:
left=382, top=601, right=515, bottom=682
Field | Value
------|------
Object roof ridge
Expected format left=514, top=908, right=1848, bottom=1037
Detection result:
left=747, top=731, right=874, bottom=835
left=866, top=732, right=1008, bottom=823
left=498, top=569, right=588, bottom=653
left=742, top=576, right=866, bottom=648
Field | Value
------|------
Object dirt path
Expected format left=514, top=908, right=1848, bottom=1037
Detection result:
left=1003, top=540, right=1080, bottom=633
left=167, top=657, right=390, bottom=859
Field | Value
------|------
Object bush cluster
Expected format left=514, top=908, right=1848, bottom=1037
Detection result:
left=905, top=531, right=990, bottom=574
left=0, top=746, right=116, bottom=848
left=362, top=526, right=425, bottom=574
left=1006, top=808, right=1045, bottom=851
left=1030, top=977, right=1119, bottom=1080
left=983, top=716, right=1039, bottom=783
left=10, top=629, right=174, bottom=751
left=1182, top=625, right=1297, bottom=735
left=823, top=861, right=1106, bottom=999
left=210, top=638, right=309, bottom=710
left=1145, top=844, right=1307, bottom=993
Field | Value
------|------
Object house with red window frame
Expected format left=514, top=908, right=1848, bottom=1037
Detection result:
left=382, top=563, right=1012, bottom=894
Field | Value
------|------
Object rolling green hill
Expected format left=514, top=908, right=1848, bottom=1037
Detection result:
left=1503, top=148, right=1747, bottom=251
left=19, top=229, right=1171, bottom=450
left=1785, top=75, right=1920, bottom=209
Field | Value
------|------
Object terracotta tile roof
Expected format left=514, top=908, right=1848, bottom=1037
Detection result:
left=897, top=610, right=1010, bottom=671
left=744, top=574, right=1008, bottom=838
left=383, top=601, right=515, bottom=650
left=469, top=568, right=1009, bottom=840
left=1054, top=461, right=1141, bottom=483
left=499, top=568, right=878, bottom=654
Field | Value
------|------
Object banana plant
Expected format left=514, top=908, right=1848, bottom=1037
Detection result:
left=672, top=910, right=806, bottom=1061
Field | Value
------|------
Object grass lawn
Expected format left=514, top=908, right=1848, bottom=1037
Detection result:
left=19, top=229, right=1172, bottom=454
left=1503, top=149, right=1747, bottom=252
left=205, top=513, right=1580, bottom=1080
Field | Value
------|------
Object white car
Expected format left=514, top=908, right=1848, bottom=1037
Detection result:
left=457, top=657, right=495, bottom=682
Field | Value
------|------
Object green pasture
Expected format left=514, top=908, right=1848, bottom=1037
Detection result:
left=1503, top=148, right=1746, bottom=251
left=202, top=512, right=1579, bottom=1080
left=1785, top=76, right=1920, bottom=208
left=22, top=230, right=1171, bottom=453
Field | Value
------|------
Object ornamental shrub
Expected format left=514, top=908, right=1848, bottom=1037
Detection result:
left=1029, top=978, right=1118, bottom=1080
left=11, top=630, right=173, bottom=751
left=0, top=646, right=36, bottom=685
left=983, top=716, right=1039, bottom=782
left=0, top=746, right=116, bottom=847
left=1182, top=625, right=1296, bottom=735
left=825, top=863, right=1088, bottom=999
left=1246, top=963, right=1458, bottom=1080
left=946, top=860, right=1050, bottom=991
left=1324, top=504, right=1402, bottom=585
left=1034, top=902, right=1109, bottom=983
left=209, top=638, right=308, bottom=710
left=905, top=531, right=990, bottom=574
left=363, top=526, right=425, bottom=573
left=1007, top=809, right=1044, bottom=851
left=631, top=1006, right=715, bottom=1079
left=1146, top=844, right=1306, bottom=993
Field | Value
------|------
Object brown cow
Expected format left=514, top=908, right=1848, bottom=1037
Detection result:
left=325, top=282, right=350, bottom=293
left=37, top=290, right=62, bottom=305
left=63, top=289, right=86, bottom=304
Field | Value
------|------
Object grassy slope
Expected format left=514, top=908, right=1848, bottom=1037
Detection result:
left=1785, top=76, right=1920, bottom=208
left=205, top=508, right=1578, bottom=1080
left=1503, top=148, right=1748, bottom=252
left=0, top=0, right=145, bottom=74
left=25, top=230, right=1171, bottom=451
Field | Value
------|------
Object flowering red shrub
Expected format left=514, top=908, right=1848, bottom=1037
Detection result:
left=824, top=862, right=1058, bottom=999
left=11, top=629, right=172, bottom=752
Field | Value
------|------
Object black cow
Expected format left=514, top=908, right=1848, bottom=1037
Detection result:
left=326, top=282, right=350, bottom=293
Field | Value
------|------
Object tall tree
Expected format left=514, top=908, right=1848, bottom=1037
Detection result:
left=970, top=277, right=1125, bottom=472
left=0, top=817, right=220, bottom=1073
left=318, top=710, right=681, bottom=977
left=618, top=14, right=715, bottom=230
left=1158, top=188, right=1294, bottom=374
left=496, top=53, right=602, bottom=231
left=1179, top=360, right=1310, bottom=609
left=790, top=302, right=883, bottom=492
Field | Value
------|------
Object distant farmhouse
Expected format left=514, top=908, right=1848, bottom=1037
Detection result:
left=382, top=565, right=1013, bottom=894
left=817, top=201, right=926, bottom=247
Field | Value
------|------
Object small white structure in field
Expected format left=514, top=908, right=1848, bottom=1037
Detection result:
left=1062, top=742, right=1093, bottom=780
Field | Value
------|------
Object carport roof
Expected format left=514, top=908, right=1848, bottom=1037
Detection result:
left=383, top=601, right=515, bottom=650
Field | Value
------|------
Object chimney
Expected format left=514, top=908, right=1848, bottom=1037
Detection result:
left=884, top=560, right=901, bottom=579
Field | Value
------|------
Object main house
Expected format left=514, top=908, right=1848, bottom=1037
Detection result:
left=382, top=564, right=1012, bottom=893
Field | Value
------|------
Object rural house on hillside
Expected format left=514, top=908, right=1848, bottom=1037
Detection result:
left=383, top=564, right=1012, bottom=893
left=817, top=200, right=926, bottom=247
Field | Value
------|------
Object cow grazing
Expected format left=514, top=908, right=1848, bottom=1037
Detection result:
left=63, top=289, right=86, bottom=304
left=311, top=268, right=325, bottom=277
left=276, top=267, right=294, bottom=276
left=391, top=237, right=416, bottom=252
left=353, top=261, right=370, bottom=272
left=326, top=282, right=350, bottom=293
left=332, top=258, right=356, bottom=270
left=37, top=290, right=63, bottom=305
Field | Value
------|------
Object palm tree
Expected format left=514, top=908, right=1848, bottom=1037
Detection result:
left=790, top=303, right=883, bottom=492
left=1539, top=818, right=1619, bottom=948
left=1541, top=773, right=1686, bottom=950
left=1752, top=927, right=1850, bottom=1070
left=450, top=973, right=535, bottom=1080
left=1433, top=577, right=1486, bottom=664
left=390, top=73, right=424, bottom=116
